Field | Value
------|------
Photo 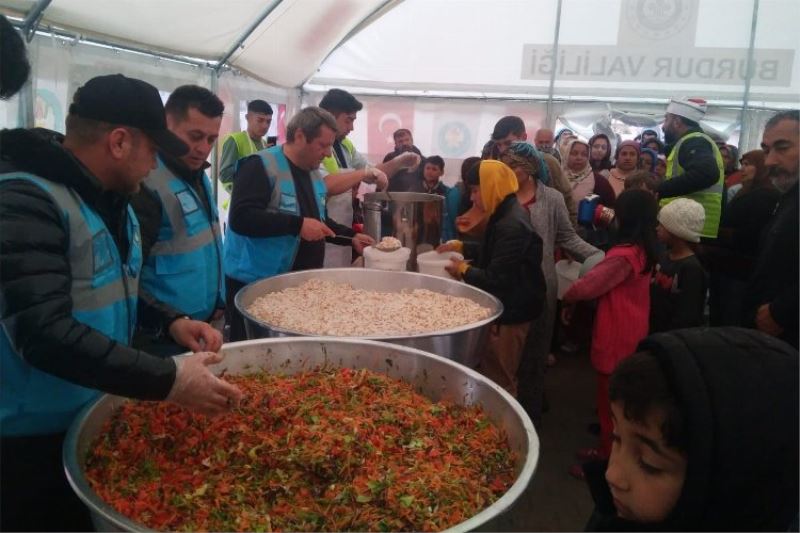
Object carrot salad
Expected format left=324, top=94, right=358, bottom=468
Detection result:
left=85, top=367, right=517, bottom=532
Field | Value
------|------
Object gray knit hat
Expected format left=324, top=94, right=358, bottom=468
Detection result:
left=658, top=198, right=705, bottom=243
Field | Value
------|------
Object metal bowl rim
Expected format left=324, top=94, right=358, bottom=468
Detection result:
left=63, top=337, right=538, bottom=533
left=234, top=268, right=504, bottom=339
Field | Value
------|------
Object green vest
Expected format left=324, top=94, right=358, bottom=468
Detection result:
left=227, top=130, right=265, bottom=159
left=661, top=131, right=724, bottom=239
left=321, top=137, right=356, bottom=174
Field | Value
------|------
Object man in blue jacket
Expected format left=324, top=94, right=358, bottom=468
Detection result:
left=130, top=85, right=226, bottom=355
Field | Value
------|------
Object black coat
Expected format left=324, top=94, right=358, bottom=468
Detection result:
left=743, top=183, right=798, bottom=347
left=585, top=327, right=799, bottom=531
left=463, top=195, right=545, bottom=324
left=0, top=128, right=177, bottom=401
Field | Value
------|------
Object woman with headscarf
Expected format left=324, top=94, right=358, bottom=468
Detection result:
left=563, top=139, right=615, bottom=209
left=655, top=154, right=667, bottom=181
left=557, top=131, right=578, bottom=163
left=607, top=140, right=640, bottom=198
left=500, top=142, right=604, bottom=425
left=589, top=133, right=614, bottom=176
left=438, top=160, right=546, bottom=397
left=718, top=143, right=742, bottom=188
left=702, top=149, right=780, bottom=327
left=638, top=147, right=658, bottom=174
left=643, top=137, right=664, bottom=155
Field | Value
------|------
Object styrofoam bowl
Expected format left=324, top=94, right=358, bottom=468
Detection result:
left=363, top=246, right=411, bottom=271
left=417, top=250, right=464, bottom=279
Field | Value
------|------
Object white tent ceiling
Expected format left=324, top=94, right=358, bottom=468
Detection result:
left=2, top=0, right=799, bottom=106
left=0, top=0, right=399, bottom=88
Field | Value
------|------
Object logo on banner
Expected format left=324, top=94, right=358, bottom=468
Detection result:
left=626, top=0, right=692, bottom=40
left=437, top=121, right=472, bottom=157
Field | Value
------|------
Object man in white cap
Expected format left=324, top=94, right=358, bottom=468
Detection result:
left=658, top=97, right=725, bottom=239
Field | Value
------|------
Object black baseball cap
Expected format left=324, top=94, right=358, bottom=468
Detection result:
left=69, top=74, right=188, bottom=157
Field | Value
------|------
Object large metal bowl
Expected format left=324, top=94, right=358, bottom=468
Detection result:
left=64, top=338, right=539, bottom=532
left=235, top=268, right=503, bottom=368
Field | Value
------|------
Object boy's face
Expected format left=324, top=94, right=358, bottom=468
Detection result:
left=656, top=223, right=673, bottom=244
left=605, top=401, right=687, bottom=524
left=423, top=163, right=443, bottom=183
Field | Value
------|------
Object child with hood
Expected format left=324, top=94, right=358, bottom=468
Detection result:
left=584, top=327, right=798, bottom=531
left=438, top=160, right=546, bottom=396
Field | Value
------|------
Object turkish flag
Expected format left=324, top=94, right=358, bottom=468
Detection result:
left=366, top=98, right=415, bottom=161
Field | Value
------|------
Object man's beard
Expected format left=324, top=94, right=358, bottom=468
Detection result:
left=663, top=128, right=677, bottom=145
left=770, top=170, right=799, bottom=193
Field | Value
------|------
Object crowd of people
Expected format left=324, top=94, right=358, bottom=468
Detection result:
left=0, top=13, right=797, bottom=531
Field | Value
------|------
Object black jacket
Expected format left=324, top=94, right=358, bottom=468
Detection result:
left=743, top=183, right=798, bottom=347
left=585, top=327, right=799, bottom=531
left=659, top=129, right=722, bottom=199
left=0, top=128, right=176, bottom=400
left=463, top=195, right=545, bottom=324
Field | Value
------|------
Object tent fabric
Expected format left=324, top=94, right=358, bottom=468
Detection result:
left=311, top=0, right=800, bottom=106
left=0, top=0, right=398, bottom=88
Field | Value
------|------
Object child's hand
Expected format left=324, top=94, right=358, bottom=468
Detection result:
left=561, top=303, right=575, bottom=325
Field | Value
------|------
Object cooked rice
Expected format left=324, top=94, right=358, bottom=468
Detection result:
left=247, top=279, right=492, bottom=336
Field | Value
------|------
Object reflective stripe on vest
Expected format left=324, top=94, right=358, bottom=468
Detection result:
left=0, top=172, right=141, bottom=436
left=140, top=158, right=224, bottom=320
left=661, top=131, right=724, bottom=238
left=223, top=146, right=327, bottom=284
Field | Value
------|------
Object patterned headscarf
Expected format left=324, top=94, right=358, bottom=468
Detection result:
left=561, top=139, right=594, bottom=184
left=499, top=141, right=551, bottom=186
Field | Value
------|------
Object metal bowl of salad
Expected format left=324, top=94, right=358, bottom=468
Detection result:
left=64, top=337, right=538, bottom=532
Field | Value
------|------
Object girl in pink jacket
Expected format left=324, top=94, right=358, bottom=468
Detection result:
left=563, top=189, right=660, bottom=471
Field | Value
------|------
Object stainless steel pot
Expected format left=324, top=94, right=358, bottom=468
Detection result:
left=64, top=338, right=538, bottom=533
left=363, top=191, right=443, bottom=271
left=235, top=268, right=503, bottom=368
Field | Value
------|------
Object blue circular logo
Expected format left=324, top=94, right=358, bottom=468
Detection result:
left=437, top=121, right=472, bottom=157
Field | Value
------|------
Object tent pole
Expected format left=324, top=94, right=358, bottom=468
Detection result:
left=545, top=0, right=563, bottom=128
left=738, top=0, right=760, bottom=151
left=215, top=0, right=283, bottom=72
left=22, top=0, right=51, bottom=42
left=211, top=70, right=220, bottom=202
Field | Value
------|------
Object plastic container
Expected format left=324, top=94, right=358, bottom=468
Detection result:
left=417, top=250, right=464, bottom=279
left=555, top=259, right=582, bottom=299
left=363, top=246, right=411, bottom=271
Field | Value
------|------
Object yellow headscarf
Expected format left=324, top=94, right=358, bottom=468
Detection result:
left=478, top=160, right=519, bottom=217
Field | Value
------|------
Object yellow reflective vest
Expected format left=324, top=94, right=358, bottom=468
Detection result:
left=661, top=131, right=724, bottom=239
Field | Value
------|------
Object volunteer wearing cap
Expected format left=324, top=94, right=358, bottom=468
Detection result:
left=130, top=85, right=226, bottom=356
left=0, top=74, right=243, bottom=531
left=219, top=99, right=273, bottom=189
left=317, top=88, right=420, bottom=267
left=659, top=97, right=725, bottom=239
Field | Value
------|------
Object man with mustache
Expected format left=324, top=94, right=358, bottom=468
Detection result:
left=743, top=110, right=799, bottom=348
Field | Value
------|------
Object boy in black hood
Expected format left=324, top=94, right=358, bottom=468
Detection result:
left=584, top=327, right=798, bottom=531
